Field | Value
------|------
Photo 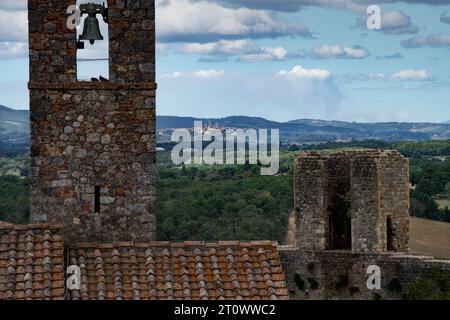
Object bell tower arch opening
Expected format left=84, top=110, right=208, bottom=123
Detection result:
left=76, top=0, right=109, bottom=81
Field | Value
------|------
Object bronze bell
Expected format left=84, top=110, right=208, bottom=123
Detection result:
left=79, top=3, right=108, bottom=45
left=80, top=15, right=103, bottom=45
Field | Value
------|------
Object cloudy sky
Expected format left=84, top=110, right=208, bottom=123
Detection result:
left=1, top=0, right=450, bottom=122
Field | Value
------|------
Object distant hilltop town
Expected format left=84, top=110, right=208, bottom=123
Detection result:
left=3, top=105, right=450, bottom=150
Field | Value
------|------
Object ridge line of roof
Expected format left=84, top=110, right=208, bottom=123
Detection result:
left=0, top=221, right=64, bottom=232
left=72, top=240, right=279, bottom=249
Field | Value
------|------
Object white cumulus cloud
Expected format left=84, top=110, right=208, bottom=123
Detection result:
left=0, top=42, right=27, bottom=59
left=0, top=0, right=27, bottom=11
left=277, top=65, right=332, bottom=80
left=379, top=10, right=418, bottom=34
left=205, top=0, right=449, bottom=13
left=179, top=39, right=260, bottom=55
left=239, top=46, right=287, bottom=62
left=390, top=69, right=432, bottom=81
left=156, top=0, right=311, bottom=43
left=311, top=45, right=369, bottom=59
left=179, top=39, right=288, bottom=62
left=356, top=9, right=418, bottom=35
left=0, top=9, right=28, bottom=42
left=441, top=11, right=450, bottom=24
left=0, top=4, right=28, bottom=60
left=402, top=34, right=450, bottom=48
left=163, top=69, right=226, bottom=79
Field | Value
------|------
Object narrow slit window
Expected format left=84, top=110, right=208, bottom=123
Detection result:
left=94, top=186, right=101, bottom=213
left=387, top=216, right=394, bottom=251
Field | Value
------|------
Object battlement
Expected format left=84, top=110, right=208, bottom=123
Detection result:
left=297, top=149, right=404, bottom=159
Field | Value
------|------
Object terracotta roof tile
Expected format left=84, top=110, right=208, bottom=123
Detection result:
left=0, top=223, right=65, bottom=300
left=0, top=222, right=289, bottom=300
left=67, top=241, right=289, bottom=300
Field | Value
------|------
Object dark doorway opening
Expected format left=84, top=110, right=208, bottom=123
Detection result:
left=327, top=159, right=352, bottom=250
left=387, top=216, right=394, bottom=251
left=328, top=196, right=352, bottom=250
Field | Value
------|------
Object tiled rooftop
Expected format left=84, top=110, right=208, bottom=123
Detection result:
left=0, top=222, right=65, bottom=300
left=67, top=241, right=289, bottom=300
left=0, top=222, right=289, bottom=300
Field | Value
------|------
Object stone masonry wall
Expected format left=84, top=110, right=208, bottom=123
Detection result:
left=350, top=153, right=382, bottom=252
left=280, top=248, right=450, bottom=300
left=29, top=83, right=156, bottom=243
left=29, top=0, right=157, bottom=244
left=293, top=153, right=327, bottom=251
left=28, top=0, right=76, bottom=82
left=109, top=0, right=156, bottom=82
left=379, top=153, right=410, bottom=252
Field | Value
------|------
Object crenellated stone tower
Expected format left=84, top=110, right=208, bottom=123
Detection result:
left=280, top=150, right=422, bottom=299
left=28, top=0, right=157, bottom=244
left=293, top=150, right=410, bottom=253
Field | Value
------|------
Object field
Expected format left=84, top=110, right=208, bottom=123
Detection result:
left=410, top=217, right=450, bottom=260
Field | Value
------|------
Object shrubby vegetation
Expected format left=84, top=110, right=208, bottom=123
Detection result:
left=0, top=155, right=30, bottom=223
left=404, top=268, right=450, bottom=300
left=0, top=155, right=29, bottom=176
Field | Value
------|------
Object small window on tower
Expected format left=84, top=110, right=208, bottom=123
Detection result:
left=387, top=216, right=394, bottom=251
left=76, top=0, right=109, bottom=81
left=94, top=186, right=101, bottom=213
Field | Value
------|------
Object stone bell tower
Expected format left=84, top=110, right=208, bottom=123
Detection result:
left=28, top=0, right=156, bottom=243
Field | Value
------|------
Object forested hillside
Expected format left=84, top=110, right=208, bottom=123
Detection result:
left=157, top=165, right=292, bottom=242
left=1, top=140, right=450, bottom=241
